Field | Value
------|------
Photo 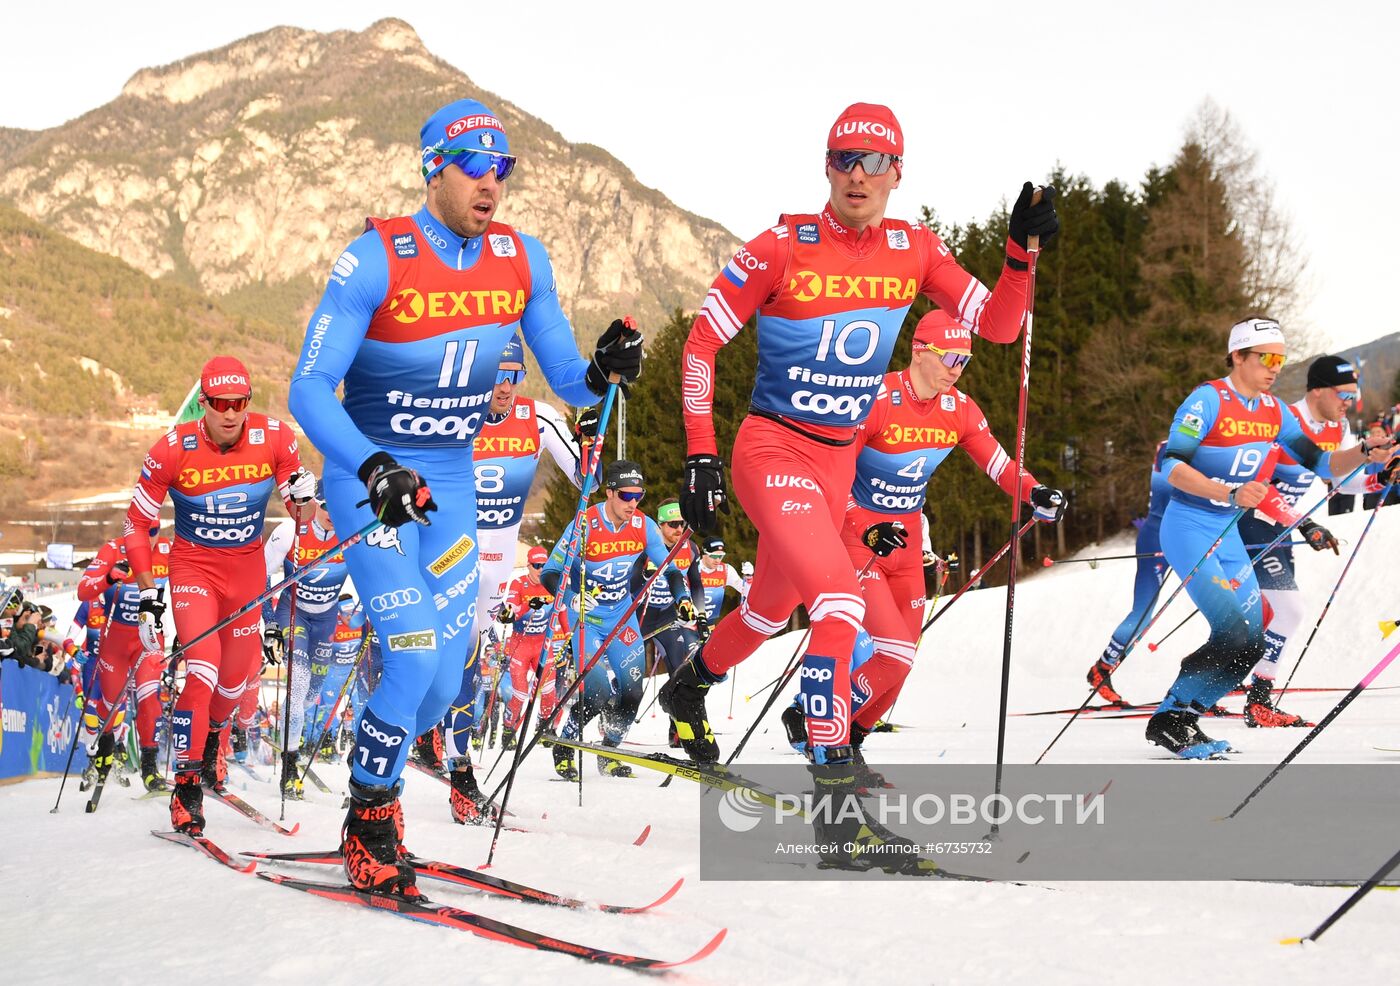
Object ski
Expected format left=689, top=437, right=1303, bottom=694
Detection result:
left=204, top=786, right=300, bottom=836
left=256, top=871, right=725, bottom=969
left=543, top=737, right=995, bottom=882
left=84, top=770, right=114, bottom=813
left=1373, top=747, right=1400, bottom=753
left=1014, top=702, right=1155, bottom=717
left=132, top=788, right=170, bottom=801
left=405, top=758, right=449, bottom=785
left=242, top=848, right=682, bottom=914
left=151, top=829, right=257, bottom=873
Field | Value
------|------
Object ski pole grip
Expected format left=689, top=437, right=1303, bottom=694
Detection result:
left=1028, top=186, right=1044, bottom=253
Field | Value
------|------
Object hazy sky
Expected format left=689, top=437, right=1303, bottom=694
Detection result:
left=3, top=1, right=1394, bottom=354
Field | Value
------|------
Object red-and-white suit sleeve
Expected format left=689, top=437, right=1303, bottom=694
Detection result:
left=77, top=541, right=121, bottom=602
left=913, top=226, right=1029, bottom=345
left=123, top=434, right=175, bottom=578
left=272, top=422, right=306, bottom=513
left=957, top=394, right=1037, bottom=501
left=680, top=229, right=786, bottom=456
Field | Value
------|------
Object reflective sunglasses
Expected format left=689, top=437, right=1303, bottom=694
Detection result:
left=615, top=489, right=645, bottom=502
left=496, top=368, right=526, bottom=386
left=914, top=343, right=972, bottom=370
left=826, top=149, right=901, bottom=177
left=1335, top=389, right=1359, bottom=403
left=203, top=393, right=250, bottom=413
left=1251, top=351, right=1287, bottom=371
left=442, top=147, right=517, bottom=181
left=705, top=551, right=725, bottom=559
left=529, top=562, right=545, bottom=570
left=660, top=520, right=685, bottom=529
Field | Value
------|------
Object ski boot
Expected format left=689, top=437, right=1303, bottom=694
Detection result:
left=657, top=657, right=720, bottom=763
left=231, top=725, right=248, bottom=763
left=849, top=724, right=889, bottom=790
left=280, top=749, right=304, bottom=800
left=666, top=719, right=681, bottom=749
left=595, top=741, right=634, bottom=778
left=448, top=757, right=498, bottom=825
left=1087, top=658, right=1126, bottom=705
left=342, top=780, right=419, bottom=897
left=411, top=728, right=445, bottom=773
left=1244, top=678, right=1311, bottom=727
left=551, top=744, right=579, bottom=781
left=500, top=724, right=517, bottom=751
left=90, top=732, right=116, bottom=785
left=170, top=768, right=205, bottom=835
left=140, top=747, right=168, bottom=792
left=781, top=703, right=807, bottom=753
left=806, top=746, right=926, bottom=875
left=1145, top=708, right=1231, bottom=759
left=199, top=726, right=228, bottom=792
left=112, top=734, right=133, bottom=786
left=870, top=720, right=897, bottom=733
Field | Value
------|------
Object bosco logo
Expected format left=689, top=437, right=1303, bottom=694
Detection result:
left=388, top=288, right=425, bottom=324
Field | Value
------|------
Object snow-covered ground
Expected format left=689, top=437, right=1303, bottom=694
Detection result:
left=4, top=502, right=1399, bottom=985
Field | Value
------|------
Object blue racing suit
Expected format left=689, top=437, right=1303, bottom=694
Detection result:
left=1099, top=441, right=1172, bottom=667
left=288, top=205, right=596, bottom=788
left=1155, top=379, right=1335, bottom=715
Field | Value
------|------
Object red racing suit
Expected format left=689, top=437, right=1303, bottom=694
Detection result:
left=501, top=575, right=556, bottom=726
left=122, top=413, right=303, bottom=769
left=682, top=206, right=1030, bottom=747
left=77, top=536, right=172, bottom=748
left=842, top=371, right=1035, bottom=730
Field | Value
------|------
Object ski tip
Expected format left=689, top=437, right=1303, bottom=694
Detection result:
left=282, top=822, right=302, bottom=836
left=632, top=824, right=651, bottom=846
left=658, top=927, right=727, bottom=968
left=1279, top=936, right=1305, bottom=946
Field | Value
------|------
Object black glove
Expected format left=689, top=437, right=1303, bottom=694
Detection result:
left=679, top=454, right=730, bottom=534
left=696, top=616, right=712, bottom=644
left=1029, top=485, right=1067, bottom=523
left=262, top=625, right=285, bottom=665
left=527, top=595, right=550, bottom=611
left=496, top=602, right=517, bottom=624
left=676, top=598, right=698, bottom=623
left=585, top=317, right=643, bottom=397
left=1298, top=518, right=1339, bottom=555
left=1378, top=454, right=1400, bottom=488
left=861, top=520, right=908, bottom=557
left=359, top=452, right=438, bottom=528
left=106, top=560, right=131, bottom=586
left=1007, top=182, right=1059, bottom=264
left=575, top=406, right=601, bottom=440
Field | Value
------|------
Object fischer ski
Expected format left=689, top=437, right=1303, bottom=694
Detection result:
left=204, top=786, right=300, bottom=836
left=256, top=871, right=725, bottom=969
left=152, top=830, right=257, bottom=873
left=243, top=849, right=681, bottom=914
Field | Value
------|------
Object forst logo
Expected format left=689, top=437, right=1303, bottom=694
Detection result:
left=387, top=630, right=437, bottom=652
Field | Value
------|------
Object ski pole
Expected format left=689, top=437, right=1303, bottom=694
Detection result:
left=1146, top=610, right=1196, bottom=652
left=1034, top=510, right=1242, bottom=764
left=919, top=517, right=1036, bottom=635
left=163, top=517, right=382, bottom=673
left=1226, top=623, right=1400, bottom=819
left=1042, top=543, right=1314, bottom=567
left=988, top=202, right=1045, bottom=838
left=1276, top=480, right=1395, bottom=703
left=879, top=565, right=952, bottom=728
left=480, top=373, right=622, bottom=847
left=296, top=629, right=373, bottom=790
left=1281, top=843, right=1400, bottom=945
left=280, top=537, right=301, bottom=820
left=484, top=525, right=694, bottom=862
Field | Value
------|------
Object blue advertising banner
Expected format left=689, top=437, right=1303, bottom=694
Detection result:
left=0, top=662, right=86, bottom=780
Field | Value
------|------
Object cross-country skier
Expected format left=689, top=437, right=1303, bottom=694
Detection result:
left=123, top=355, right=315, bottom=833
left=695, top=537, right=744, bottom=630
left=1238, top=354, right=1378, bottom=726
left=287, top=97, right=640, bottom=895
left=76, top=525, right=173, bottom=791
left=1147, top=318, right=1393, bottom=759
left=496, top=545, right=559, bottom=748
left=261, top=486, right=350, bottom=797
left=1085, top=441, right=1171, bottom=705
left=635, top=500, right=705, bottom=676
left=542, top=461, right=694, bottom=779
left=665, top=102, right=1056, bottom=786
left=839, top=310, right=1063, bottom=753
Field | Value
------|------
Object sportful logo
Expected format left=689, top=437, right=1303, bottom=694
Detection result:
left=332, top=250, right=358, bottom=281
